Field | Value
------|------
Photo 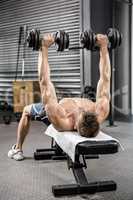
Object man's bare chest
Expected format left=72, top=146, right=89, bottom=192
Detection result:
left=59, top=98, right=95, bottom=113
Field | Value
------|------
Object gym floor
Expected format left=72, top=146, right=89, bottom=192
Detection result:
left=0, top=120, right=133, bottom=200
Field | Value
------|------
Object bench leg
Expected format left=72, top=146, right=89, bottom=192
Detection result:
left=52, top=180, right=117, bottom=197
left=34, top=151, right=67, bottom=160
left=34, top=145, right=67, bottom=160
left=52, top=158, right=117, bottom=197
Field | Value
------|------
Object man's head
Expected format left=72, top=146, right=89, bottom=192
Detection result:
left=76, top=111, right=100, bottom=137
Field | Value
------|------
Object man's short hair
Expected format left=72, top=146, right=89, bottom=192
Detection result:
left=78, top=112, right=99, bottom=137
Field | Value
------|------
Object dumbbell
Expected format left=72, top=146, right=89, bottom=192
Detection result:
left=80, top=28, right=122, bottom=51
left=27, top=29, right=69, bottom=51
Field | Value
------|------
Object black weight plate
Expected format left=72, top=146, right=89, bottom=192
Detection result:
left=117, top=31, right=122, bottom=46
left=92, top=32, right=97, bottom=51
left=63, top=32, right=69, bottom=49
left=55, top=31, right=60, bottom=51
left=85, top=30, right=90, bottom=49
left=31, top=29, right=36, bottom=50
left=80, top=30, right=88, bottom=48
left=107, top=28, right=117, bottom=49
left=57, top=30, right=64, bottom=51
left=55, top=31, right=63, bottom=51
left=115, top=29, right=119, bottom=48
left=27, top=31, right=32, bottom=47
left=34, top=29, right=40, bottom=51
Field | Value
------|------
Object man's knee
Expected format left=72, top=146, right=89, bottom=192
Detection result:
left=22, top=105, right=32, bottom=118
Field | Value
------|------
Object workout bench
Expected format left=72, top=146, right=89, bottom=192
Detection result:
left=34, top=124, right=119, bottom=197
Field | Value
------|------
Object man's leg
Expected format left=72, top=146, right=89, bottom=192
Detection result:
left=15, top=103, right=46, bottom=150
left=8, top=105, right=32, bottom=160
left=15, top=105, right=32, bottom=150
left=8, top=103, right=45, bottom=161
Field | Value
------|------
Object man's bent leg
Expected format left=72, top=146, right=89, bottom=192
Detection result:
left=16, top=103, right=45, bottom=150
left=15, top=105, right=32, bottom=150
left=8, top=105, right=32, bottom=160
left=8, top=103, right=45, bottom=161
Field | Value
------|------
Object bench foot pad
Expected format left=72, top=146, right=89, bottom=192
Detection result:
left=52, top=180, right=117, bottom=197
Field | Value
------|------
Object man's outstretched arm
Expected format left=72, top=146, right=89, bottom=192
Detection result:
left=38, top=34, right=71, bottom=130
left=38, top=48, right=57, bottom=105
left=95, top=34, right=111, bottom=123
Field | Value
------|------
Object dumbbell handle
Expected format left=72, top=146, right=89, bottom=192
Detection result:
left=41, top=32, right=83, bottom=51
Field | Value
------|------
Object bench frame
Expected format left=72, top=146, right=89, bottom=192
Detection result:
left=34, top=139, right=118, bottom=197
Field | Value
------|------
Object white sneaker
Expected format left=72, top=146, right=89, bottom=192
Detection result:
left=8, top=144, right=25, bottom=161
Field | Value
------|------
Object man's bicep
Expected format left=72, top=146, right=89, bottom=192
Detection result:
left=96, top=79, right=110, bottom=101
left=96, top=97, right=110, bottom=123
left=41, top=81, right=57, bottom=105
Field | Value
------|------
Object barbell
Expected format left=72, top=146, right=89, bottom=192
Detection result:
left=27, top=28, right=122, bottom=51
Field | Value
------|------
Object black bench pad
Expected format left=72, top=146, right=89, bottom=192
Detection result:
left=75, top=140, right=119, bottom=155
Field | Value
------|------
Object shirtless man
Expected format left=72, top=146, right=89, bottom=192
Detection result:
left=8, top=33, right=110, bottom=161
left=39, top=33, right=110, bottom=135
